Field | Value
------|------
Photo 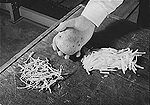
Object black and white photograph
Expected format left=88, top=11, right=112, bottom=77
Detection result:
left=0, top=0, right=150, bottom=105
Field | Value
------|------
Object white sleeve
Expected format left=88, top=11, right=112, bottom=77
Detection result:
left=81, top=0, right=123, bottom=27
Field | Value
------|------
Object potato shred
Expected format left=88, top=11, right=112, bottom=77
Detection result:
left=17, top=52, right=63, bottom=93
left=81, top=48, right=145, bottom=75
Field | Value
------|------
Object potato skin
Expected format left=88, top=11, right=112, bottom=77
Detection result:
left=55, top=29, right=83, bottom=55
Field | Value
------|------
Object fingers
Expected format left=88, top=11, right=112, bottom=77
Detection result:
left=57, top=51, right=63, bottom=56
left=76, top=51, right=81, bottom=57
left=52, top=36, right=68, bottom=58
left=52, top=43, right=57, bottom=51
left=55, top=19, right=75, bottom=32
left=64, top=55, right=70, bottom=59
left=64, top=51, right=80, bottom=59
left=52, top=36, right=58, bottom=51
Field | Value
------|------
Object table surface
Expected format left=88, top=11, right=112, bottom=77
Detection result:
left=0, top=5, right=149, bottom=105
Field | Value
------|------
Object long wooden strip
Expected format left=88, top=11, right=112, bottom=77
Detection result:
left=111, top=0, right=139, bottom=19
left=0, top=4, right=83, bottom=74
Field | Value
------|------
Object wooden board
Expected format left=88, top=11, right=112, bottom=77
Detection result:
left=111, top=0, right=139, bottom=19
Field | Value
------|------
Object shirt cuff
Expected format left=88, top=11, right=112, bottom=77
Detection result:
left=81, top=2, right=108, bottom=27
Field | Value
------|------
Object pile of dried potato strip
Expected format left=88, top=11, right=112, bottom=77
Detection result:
left=81, top=48, right=145, bottom=75
left=17, top=52, right=63, bottom=93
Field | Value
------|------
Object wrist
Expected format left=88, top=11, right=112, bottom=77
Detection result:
left=80, top=15, right=96, bottom=30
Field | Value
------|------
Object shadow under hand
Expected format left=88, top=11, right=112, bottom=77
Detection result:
left=85, top=19, right=138, bottom=49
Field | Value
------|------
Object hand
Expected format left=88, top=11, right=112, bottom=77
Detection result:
left=52, top=15, right=95, bottom=59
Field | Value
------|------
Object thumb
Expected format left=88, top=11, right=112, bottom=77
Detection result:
left=55, top=19, right=75, bottom=32
left=76, top=51, right=81, bottom=57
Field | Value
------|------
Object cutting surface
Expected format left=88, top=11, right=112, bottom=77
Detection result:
left=0, top=5, right=149, bottom=105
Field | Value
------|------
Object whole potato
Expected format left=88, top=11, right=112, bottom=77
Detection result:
left=55, top=28, right=83, bottom=55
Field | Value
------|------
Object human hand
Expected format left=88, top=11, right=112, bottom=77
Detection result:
left=52, top=15, right=95, bottom=59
